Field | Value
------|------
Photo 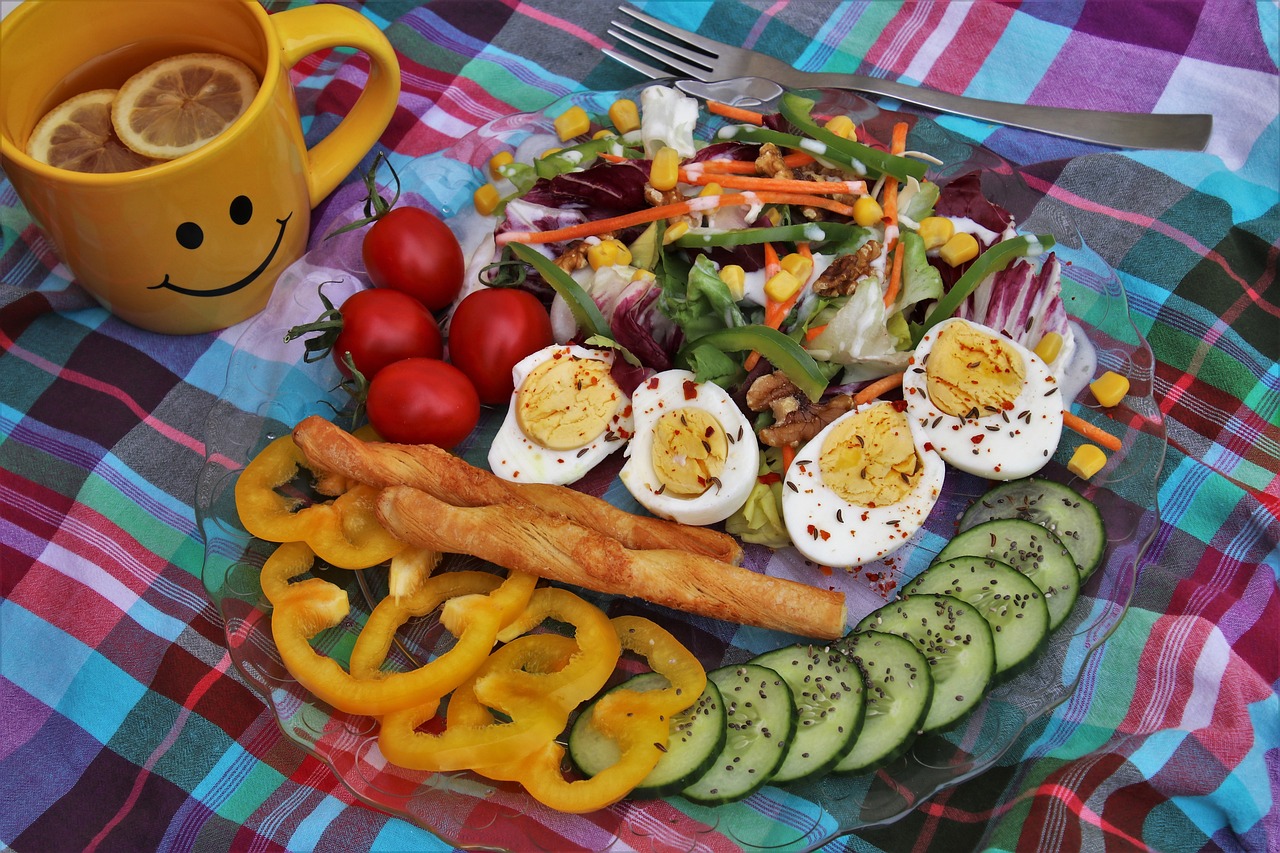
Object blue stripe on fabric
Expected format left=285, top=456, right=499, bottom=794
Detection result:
left=60, top=649, right=148, bottom=744
left=970, top=13, right=1071, bottom=106
left=184, top=337, right=240, bottom=397
left=797, top=3, right=873, bottom=70
left=371, top=819, right=453, bottom=852
left=1, top=602, right=95, bottom=711
left=288, top=794, right=347, bottom=851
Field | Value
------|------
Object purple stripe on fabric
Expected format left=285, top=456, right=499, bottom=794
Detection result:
left=0, top=679, right=56, bottom=764
left=1036, top=31, right=1182, bottom=112
left=0, top=708, right=104, bottom=845
left=1015, top=0, right=1087, bottom=29
left=1185, top=0, right=1280, bottom=71
left=1075, top=0, right=1202, bottom=55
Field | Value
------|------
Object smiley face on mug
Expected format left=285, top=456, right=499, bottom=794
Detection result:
left=149, top=192, right=293, bottom=298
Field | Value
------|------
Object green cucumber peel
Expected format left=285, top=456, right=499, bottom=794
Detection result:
left=507, top=242, right=612, bottom=341
left=910, top=233, right=1055, bottom=346
left=778, top=92, right=928, bottom=183
left=679, top=325, right=827, bottom=401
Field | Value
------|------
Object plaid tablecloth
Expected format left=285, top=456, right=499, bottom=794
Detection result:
left=2, top=1, right=1277, bottom=851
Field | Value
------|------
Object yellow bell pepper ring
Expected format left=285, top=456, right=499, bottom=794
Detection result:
left=260, top=544, right=517, bottom=716
left=379, top=633, right=579, bottom=772
left=235, top=433, right=405, bottom=569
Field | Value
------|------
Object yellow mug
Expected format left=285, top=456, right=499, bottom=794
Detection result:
left=0, top=0, right=401, bottom=334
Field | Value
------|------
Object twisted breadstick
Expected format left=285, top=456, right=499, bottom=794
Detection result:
left=376, top=485, right=847, bottom=641
left=292, top=416, right=743, bottom=565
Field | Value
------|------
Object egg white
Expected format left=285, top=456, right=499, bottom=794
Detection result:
left=903, top=318, right=1063, bottom=480
left=782, top=401, right=946, bottom=568
left=488, top=344, right=633, bottom=485
left=619, top=369, right=759, bottom=526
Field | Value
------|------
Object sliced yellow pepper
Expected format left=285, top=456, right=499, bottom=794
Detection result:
left=260, top=542, right=531, bottom=716
left=235, top=433, right=403, bottom=569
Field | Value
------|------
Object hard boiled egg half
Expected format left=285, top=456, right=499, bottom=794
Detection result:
left=488, top=344, right=633, bottom=485
left=620, top=370, right=759, bottom=526
left=782, top=400, right=946, bottom=568
left=903, top=318, right=1063, bottom=480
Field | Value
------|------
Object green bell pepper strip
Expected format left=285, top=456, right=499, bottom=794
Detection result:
left=507, top=242, right=612, bottom=341
left=673, top=222, right=865, bottom=250
left=534, top=137, right=639, bottom=180
left=911, top=233, right=1056, bottom=346
left=680, top=324, right=828, bottom=402
left=776, top=92, right=928, bottom=183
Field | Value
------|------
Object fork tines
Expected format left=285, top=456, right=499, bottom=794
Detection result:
left=606, top=5, right=717, bottom=81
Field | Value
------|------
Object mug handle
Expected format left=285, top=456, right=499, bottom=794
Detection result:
left=271, top=4, right=401, bottom=204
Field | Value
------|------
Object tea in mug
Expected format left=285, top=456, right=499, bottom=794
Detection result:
left=27, top=50, right=259, bottom=173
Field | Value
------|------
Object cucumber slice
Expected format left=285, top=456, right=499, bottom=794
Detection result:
left=960, top=477, right=1106, bottom=578
left=749, top=644, right=866, bottom=782
left=855, top=594, right=995, bottom=733
left=834, top=631, right=932, bottom=773
left=568, top=672, right=727, bottom=798
left=680, top=663, right=795, bottom=805
left=934, top=518, right=1080, bottom=630
left=903, top=557, right=1050, bottom=677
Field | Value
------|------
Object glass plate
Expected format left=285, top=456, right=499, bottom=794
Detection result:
left=196, top=86, right=1165, bottom=852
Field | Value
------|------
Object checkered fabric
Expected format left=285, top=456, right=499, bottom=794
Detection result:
left=2, top=2, right=1276, bottom=851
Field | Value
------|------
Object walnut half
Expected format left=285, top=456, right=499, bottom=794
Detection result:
left=746, top=371, right=853, bottom=448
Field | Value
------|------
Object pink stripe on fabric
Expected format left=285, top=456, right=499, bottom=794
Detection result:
left=922, top=3, right=1014, bottom=92
left=83, top=650, right=233, bottom=853
left=868, top=1, right=948, bottom=73
left=498, top=0, right=609, bottom=50
left=1020, top=173, right=1279, bottom=319
left=743, top=1, right=787, bottom=50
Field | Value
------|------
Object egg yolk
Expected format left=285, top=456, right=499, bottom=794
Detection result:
left=819, top=403, right=921, bottom=507
left=516, top=354, right=621, bottom=451
left=924, top=322, right=1026, bottom=417
left=650, top=407, right=728, bottom=496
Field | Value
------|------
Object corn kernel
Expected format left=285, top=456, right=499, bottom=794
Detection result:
left=587, top=238, right=632, bottom=270
left=698, top=181, right=723, bottom=196
left=853, top=195, right=884, bottom=227
left=917, top=216, right=955, bottom=251
left=939, top=232, right=980, bottom=266
left=649, top=146, right=681, bottom=191
left=592, top=128, right=616, bottom=140
left=488, top=151, right=513, bottom=181
left=765, top=208, right=783, bottom=226
left=554, top=105, right=590, bottom=141
left=663, top=221, right=690, bottom=245
left=540, top=147, right=562, bottom=159
left=631, top=268, right=656, bottom=283
left=1090, top=371, right=1130, bottom=408
left=823, top=114, right=856, bottom=139
left=780, top=252, right=813, bottom=282
left=764, top=270, right=802, bottom=304
left=608, top=98, right=640, bottom=134
left=473, top=183, right=501, bottom=216
left=1034, top=331, right=1064, bottom=365
left=719, top=264, right=746, bottom=300
left=1067, top=444, right=1108, bottom=480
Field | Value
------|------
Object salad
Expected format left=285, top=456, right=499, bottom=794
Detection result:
left=461, top=83, right=1086, bottom=569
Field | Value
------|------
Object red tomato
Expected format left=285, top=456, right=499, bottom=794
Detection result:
left=333, top=288, right=443, bottom=379
left=365, top=357, right=480, bottom=449
left=362, top=207, right=465, bottom=312
left=447, top=287, right=555, bottom=404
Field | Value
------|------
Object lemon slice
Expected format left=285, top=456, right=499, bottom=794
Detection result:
left=112, top=53, right=259, bottom=160
left=26, top=89, right=158, bottom=173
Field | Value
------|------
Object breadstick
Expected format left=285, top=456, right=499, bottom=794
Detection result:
left=376, top=485, right=847, bottom=641
left=292, top=416, right=743, bottom=565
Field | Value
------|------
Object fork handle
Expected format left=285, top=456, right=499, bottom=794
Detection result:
left=794, top=71, right=1212, bottom=151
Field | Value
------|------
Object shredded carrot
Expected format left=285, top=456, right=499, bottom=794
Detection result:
left=782, top=443, right=797, bottom=471
left=882, top=240, right=905, bottom=308
left=881, top=121, right=909, bottom=309
left=1062, top=411, right=1123, bottom=452
left=853, top=371, right=905, bottom=406
left=707, top=100, right=765, bottom=125
left=693, top=152, right=815, bottom=173
left=496, top=191, right=857, bottom=246
left=804, top=323, right=827, bottom=342
left=679, top=169, right=866, bottom=196
left=745, top=243, right=787, bottom=371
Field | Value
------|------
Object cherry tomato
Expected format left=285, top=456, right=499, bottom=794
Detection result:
left=365, top=358, right=480, bottom=449
left=363, top=207, right=465, bottom=312
left=447, top=287, right=555, bottom=404
left=333, top=288, right=443, bottom=379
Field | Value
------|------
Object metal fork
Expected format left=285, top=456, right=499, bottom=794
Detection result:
left=605, top=6, right=1212, bottom=151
